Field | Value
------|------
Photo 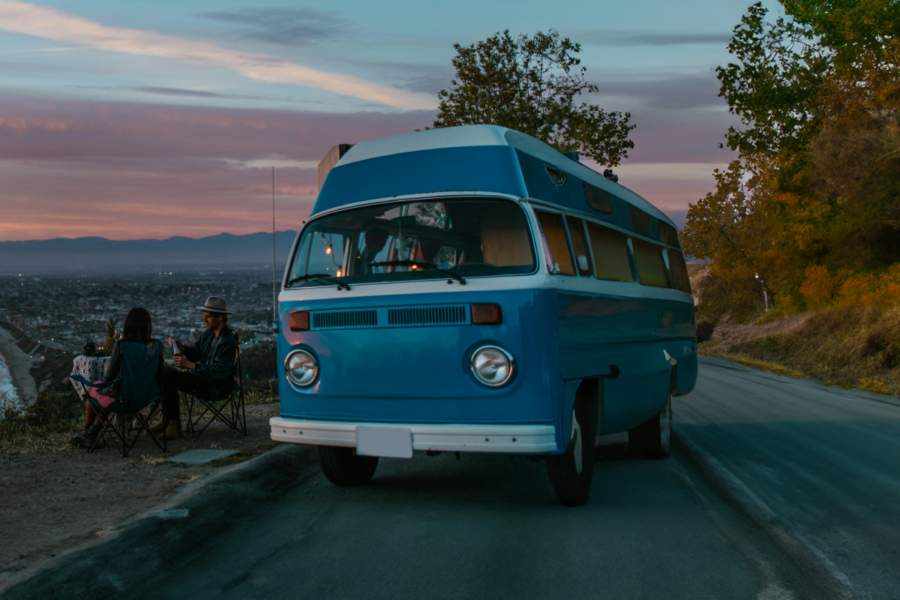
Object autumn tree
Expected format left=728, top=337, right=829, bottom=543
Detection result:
left=685, top=0, right=900, bottom=320
left=434, top=30, right=635, bottom=166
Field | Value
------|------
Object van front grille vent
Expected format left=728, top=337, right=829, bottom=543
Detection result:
left=312, top=309, right=378, bottom=330
left=387, top=305, right=468, bottom=326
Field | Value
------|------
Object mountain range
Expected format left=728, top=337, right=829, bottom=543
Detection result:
left=0, top=231, right=299, bottom=275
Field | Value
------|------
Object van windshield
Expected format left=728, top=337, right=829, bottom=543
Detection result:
left=286, top=199, right=536, bottom=288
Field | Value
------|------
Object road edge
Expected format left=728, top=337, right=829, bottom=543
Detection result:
left=2, top=442, right=319, bottom=600
left=671, top=432, right=856, bottom=600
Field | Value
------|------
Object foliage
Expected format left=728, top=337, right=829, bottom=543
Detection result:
left=799, top=265, right=834, bottom=305
left=717, top=2, right=829, bottom=153
left=434, top=30, right=635, bottom=166
left=686, top=0, right=900, bottom=321
left=1, top=385, right=83, bottom=453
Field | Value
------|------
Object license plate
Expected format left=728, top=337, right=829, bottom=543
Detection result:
left=356, top=426, right=413, bottom=459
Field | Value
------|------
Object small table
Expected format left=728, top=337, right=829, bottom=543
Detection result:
left=70, top=355, right=110, bottom=400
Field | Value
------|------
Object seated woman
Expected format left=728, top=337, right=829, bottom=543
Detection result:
left=70, top=307, right=164, bottom=448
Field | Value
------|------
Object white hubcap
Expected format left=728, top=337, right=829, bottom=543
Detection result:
left=660, top=394, right=672, bottom=452
left=572, top=409, right=583, bottom=474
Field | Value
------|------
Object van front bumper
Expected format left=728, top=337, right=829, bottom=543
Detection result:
left=270, top=417, right=557, bottom=454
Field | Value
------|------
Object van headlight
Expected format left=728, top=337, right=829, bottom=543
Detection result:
left=470, top=346, right=515, bottom=387
left=285, top=350, right=318, bottom=387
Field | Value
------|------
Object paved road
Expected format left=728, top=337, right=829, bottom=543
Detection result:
left=150, top=447, right=777, bottom=600
left=677, top=357, right=900, bottom=600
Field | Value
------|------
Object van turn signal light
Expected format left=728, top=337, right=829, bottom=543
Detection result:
left=289, top=311, right=310, bottom=331
left=471, top=304, right=502, bottom=325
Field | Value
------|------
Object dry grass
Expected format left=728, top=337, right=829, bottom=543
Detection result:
left=699, top=303, right=900, bottom=395
left=2, top=381, right=280, bottom=455
left=728, top=357, right=807, bottom=378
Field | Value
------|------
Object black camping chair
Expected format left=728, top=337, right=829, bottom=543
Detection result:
left=183, top=341, right=246, bottom=438
left=70, top=341, right=166, bottom=458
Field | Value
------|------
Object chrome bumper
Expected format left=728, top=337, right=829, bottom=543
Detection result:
left=270, top=417, right=558, bottom=454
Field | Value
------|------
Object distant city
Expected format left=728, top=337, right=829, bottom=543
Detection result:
left=0, top=269, right=279, bottom=376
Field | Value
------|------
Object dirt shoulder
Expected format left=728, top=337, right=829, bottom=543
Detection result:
left=0, top=402, right=283, bottom=588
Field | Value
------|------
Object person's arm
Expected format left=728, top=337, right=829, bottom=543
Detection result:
left=181, top=337, right=202, bottom=363
left=195, top=336, right=237, bottom=379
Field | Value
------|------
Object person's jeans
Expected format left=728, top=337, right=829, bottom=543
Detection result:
left=161, top=367, right=230, bottom=420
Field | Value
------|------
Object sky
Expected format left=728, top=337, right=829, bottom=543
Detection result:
left=0, top=0, right=783, bottom=242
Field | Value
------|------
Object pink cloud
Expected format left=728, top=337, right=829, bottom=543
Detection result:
left=0, top=92, right=735, bottom=241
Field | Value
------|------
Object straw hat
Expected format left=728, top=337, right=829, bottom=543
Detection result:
left=196, top=296, right=233, bottom=315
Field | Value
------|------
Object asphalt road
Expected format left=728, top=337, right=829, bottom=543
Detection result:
left=10, top=357, right=900, bottom=600
left=677, top=357, right=900, bottom=600
left=149, top=446, right=774, bottom=600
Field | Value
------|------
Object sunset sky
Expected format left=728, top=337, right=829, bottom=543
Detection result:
left=0, top=0, right=779, bottom=242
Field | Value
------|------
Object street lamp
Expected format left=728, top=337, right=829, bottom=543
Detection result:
left=755, top=273, right=769, bottom=312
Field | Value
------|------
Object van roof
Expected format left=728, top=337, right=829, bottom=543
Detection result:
left=314, top=125, right=677, bottom=243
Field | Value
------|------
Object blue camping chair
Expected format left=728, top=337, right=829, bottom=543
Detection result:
left=70, top=341, right=165, bottom=457
left=184, top=339, right=246, bottom=438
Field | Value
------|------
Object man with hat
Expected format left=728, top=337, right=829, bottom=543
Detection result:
left=152, top=297, right=239, bottom=439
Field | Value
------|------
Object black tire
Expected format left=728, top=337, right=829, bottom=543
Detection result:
left=316, top=446, right=379, bottom=486
left=628, top=387, right=672, bottom=460
left=546, top=385, right=599, bottom=507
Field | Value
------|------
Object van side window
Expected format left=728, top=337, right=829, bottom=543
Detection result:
left=666, top=249, right=692, bottom=293
left=565, top=216, right=592, bottom=276
left=586, top=222, right=634, bottom=282
left=659, top=221, right=681, bottom=249
left=632, top=239, right=668, bottom=288
left=535, top=211, right=575, bottom=275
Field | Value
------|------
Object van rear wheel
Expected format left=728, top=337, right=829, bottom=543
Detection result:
left=316, top=446, right=379, bottom=486
left=545, top=388, right=599, bottom=507
left=628, top=389, right=672, bottom=460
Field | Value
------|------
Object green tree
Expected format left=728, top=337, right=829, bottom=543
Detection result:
left=434, top=30, right=635, bottom=166
left=716, top=2, right=830, bottom=154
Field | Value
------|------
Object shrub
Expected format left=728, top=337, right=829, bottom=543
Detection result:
left=800, top=265, right=834, bottom=305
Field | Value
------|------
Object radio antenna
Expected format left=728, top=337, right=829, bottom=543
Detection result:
left=271, top=166, right=277, bottom=327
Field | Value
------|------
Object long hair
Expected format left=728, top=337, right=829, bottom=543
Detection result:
left=122, top=307, right=152, bottom=343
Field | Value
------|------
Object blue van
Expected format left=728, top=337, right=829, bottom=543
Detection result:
left=270, top=125, right=696, bottom=506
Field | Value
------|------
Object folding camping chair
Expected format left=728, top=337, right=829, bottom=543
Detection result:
left=183, top=341, right=246, bottom=438
left=70, top=341, right=165, bottom=458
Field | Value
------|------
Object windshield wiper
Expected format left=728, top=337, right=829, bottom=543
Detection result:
left=285, top=273, right=351, bottom=291
left=368, top=260, right=466, bottom=285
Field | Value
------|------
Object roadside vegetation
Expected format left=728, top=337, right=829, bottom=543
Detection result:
left=685, top=1, right=900, bottom=396
left=1, top=382, right=279, bottom=453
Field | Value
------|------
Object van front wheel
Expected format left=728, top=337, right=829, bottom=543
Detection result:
left=316, top=446, right=379, bottom=486
left=545, top=390, right=599, bottom=507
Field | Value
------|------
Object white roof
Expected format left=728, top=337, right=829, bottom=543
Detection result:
left=338, top=125, right=674, bottom=227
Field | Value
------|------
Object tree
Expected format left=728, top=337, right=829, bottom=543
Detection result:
left=716, top=3, right=830, bottom=154
left=433, top=30, right=635, bottom=166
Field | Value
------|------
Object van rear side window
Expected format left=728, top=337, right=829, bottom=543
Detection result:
left=565, top=216, right=592, bottom=276
left=586, top=222, right=633, bottom=282
left=632, top=239, right=669, bottom=288
left=666, top=250, right=692, bottom=294
left=535, top=212, right=575, bottom=275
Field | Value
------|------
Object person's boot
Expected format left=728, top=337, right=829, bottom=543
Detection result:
left=148, top=419, right=167, bottom=434
left=162, top=420, right=184, bottom=440
left=71, top=424, right=102, bottom=448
